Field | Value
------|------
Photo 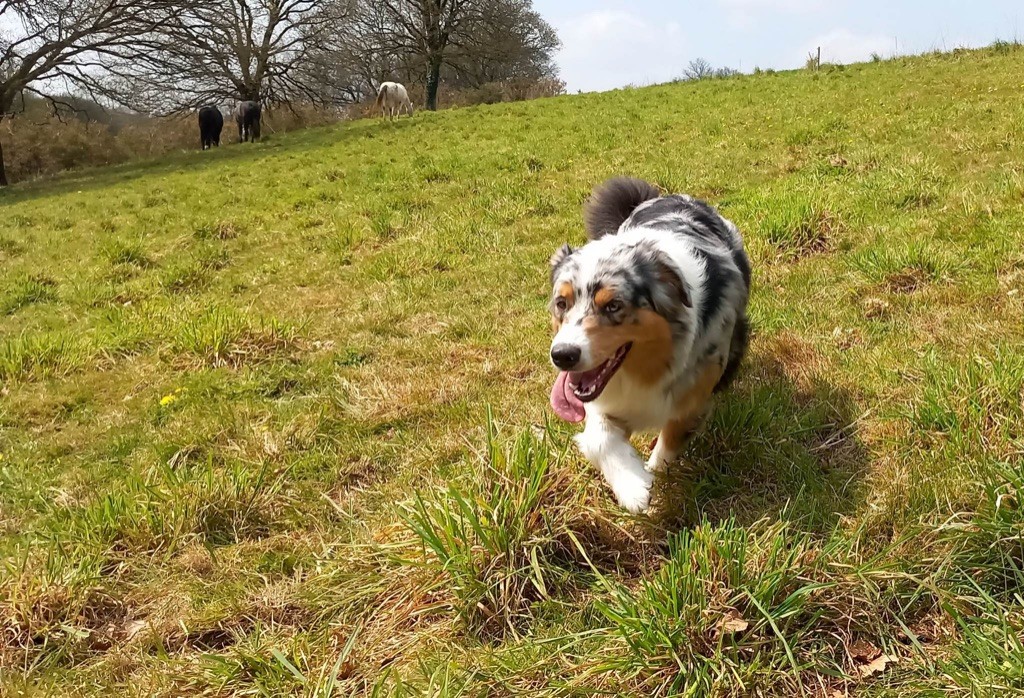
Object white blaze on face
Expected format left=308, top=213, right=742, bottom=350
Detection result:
left=551, top=311, right=594, bottom=371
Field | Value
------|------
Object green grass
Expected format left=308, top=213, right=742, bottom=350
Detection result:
left=3, top=45, right=1024, bottom=696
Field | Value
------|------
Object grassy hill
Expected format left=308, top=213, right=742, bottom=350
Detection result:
left=3, top=46, right=1024, bottom=696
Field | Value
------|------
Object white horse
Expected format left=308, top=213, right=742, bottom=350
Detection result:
left=374, top=82, right=414, bottom=120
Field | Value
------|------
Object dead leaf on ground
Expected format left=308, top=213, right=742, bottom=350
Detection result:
left=714, top=611, right=750, bottom=637
left=859, top=653, right=897, bottom=678
left=124, top=619, right=148, bottom=642
left=849, top=638, right=880, bottom=661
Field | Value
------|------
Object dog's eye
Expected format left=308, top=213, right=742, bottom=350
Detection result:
left=554, top=297, right=568, bottom=312
left=604, top=300, right=623, bottom=314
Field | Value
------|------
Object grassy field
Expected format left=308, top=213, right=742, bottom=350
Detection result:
left=2, top=46, right=1024, bottom=696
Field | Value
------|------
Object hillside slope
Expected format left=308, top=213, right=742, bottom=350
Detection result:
left=3, top=47, right=1024, bottom=696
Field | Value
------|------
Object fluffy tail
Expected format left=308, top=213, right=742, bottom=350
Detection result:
left=374, top=84, right=388, bottom=109
left=583, top=177, right=661, bottom=240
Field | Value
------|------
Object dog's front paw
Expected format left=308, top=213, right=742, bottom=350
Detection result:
left=646, top=442, right=674, bottom=473
left=611, top=468, right=654, bottom=514
left=645, top=452, right=669, bottom=474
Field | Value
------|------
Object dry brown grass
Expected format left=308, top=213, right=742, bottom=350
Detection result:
left=1, top=105, right=341, bottom=185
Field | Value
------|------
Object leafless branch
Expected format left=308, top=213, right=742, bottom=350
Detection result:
left=0, top=0, right=190, bottom=184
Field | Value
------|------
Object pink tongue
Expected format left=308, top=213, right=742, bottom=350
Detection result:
left=550, top=372, right=586, bottom=423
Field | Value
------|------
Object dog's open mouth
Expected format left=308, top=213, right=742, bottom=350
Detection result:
left=550, top=343, right=632, bottom=423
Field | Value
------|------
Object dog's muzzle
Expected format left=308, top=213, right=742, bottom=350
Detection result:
left=550, top=343, right=581, bottom=370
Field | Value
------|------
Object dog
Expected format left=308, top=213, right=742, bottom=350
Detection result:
left=548, top=177, right=750, bottom=513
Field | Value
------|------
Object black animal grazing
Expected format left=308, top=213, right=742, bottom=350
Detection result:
left=234, top=101, right=262, bottom=142
left=198, top=106, right=224, bottom=150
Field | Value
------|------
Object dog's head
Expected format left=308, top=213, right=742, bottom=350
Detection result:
left=548, top=237, right=691, bottom=421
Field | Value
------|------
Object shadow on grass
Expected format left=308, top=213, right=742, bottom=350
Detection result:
left=0, top=140, right=274, bottom=205
left=650, top=352, right=869, bottom=534
left=0, top=116, right=398, bottom=205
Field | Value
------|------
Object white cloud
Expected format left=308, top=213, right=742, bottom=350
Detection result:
left=553, top=10, right=690, bottom=93
left=804, top=29, right=896, bottom=65
left=717, top=0, right=826, bottom=28
left=718, top=0, right=825, bottom=11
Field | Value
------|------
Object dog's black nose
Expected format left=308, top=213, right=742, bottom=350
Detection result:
left=550, top=343, right=581, bottom=370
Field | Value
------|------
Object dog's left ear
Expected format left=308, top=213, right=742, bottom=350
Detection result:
left=549, top=243, right=574, bottom=281
left=642, top=252, right=691, bottom=315
left=656, top=258, right=691, bottom=309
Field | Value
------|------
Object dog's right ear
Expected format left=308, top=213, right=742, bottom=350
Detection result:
left=549, top=243, right=575, bottom=282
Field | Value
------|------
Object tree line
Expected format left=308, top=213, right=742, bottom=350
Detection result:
left=0, top=0, right=561, bottom=185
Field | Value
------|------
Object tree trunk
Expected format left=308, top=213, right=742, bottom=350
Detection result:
left=0, top=134, right=8, bottom=187
left=0, top=99, right=9, bottom=186
left=425, top=55, right=442, bottom=111
left=239, top=83, right=261, bottom=103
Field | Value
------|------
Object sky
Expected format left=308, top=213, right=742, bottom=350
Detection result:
left=534, top=0, right=1024, bottom=93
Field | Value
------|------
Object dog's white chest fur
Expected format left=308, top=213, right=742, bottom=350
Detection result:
left=587, top=373, right=675, bottom=431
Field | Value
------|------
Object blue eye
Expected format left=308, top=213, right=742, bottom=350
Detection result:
left=604, top=300, right=623, bottom=314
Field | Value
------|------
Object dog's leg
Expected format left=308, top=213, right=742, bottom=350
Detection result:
left=646, top=359, right=724, bottom=474
left=576, top=416, right=653, bottom=513
left=647, top=406, right=711, bottom=474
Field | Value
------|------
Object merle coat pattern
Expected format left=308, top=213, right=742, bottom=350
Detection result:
left=548, top=177, right=751, bottom=513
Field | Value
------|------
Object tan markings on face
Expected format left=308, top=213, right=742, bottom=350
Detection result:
left=594, top=286, right=616, bottom=309
left=551, top=282, right=575, bottom=332
left=557, top=282, right=574, bottom=304
left=581, top=309, right=674, bottom=385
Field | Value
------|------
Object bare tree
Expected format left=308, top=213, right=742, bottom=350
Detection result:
left=0, top=0, right=181, bottom=186
left=332, top=1, right=413, bottom=104
left=375, top=0, right=478, bottom=111
left=346, top=0, right=558, bottom=109
left=444, top=0, right=559, bottom=87
left=683, top=58, right=714, bottom=81
left=110, top=0, right=353, bottom=113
